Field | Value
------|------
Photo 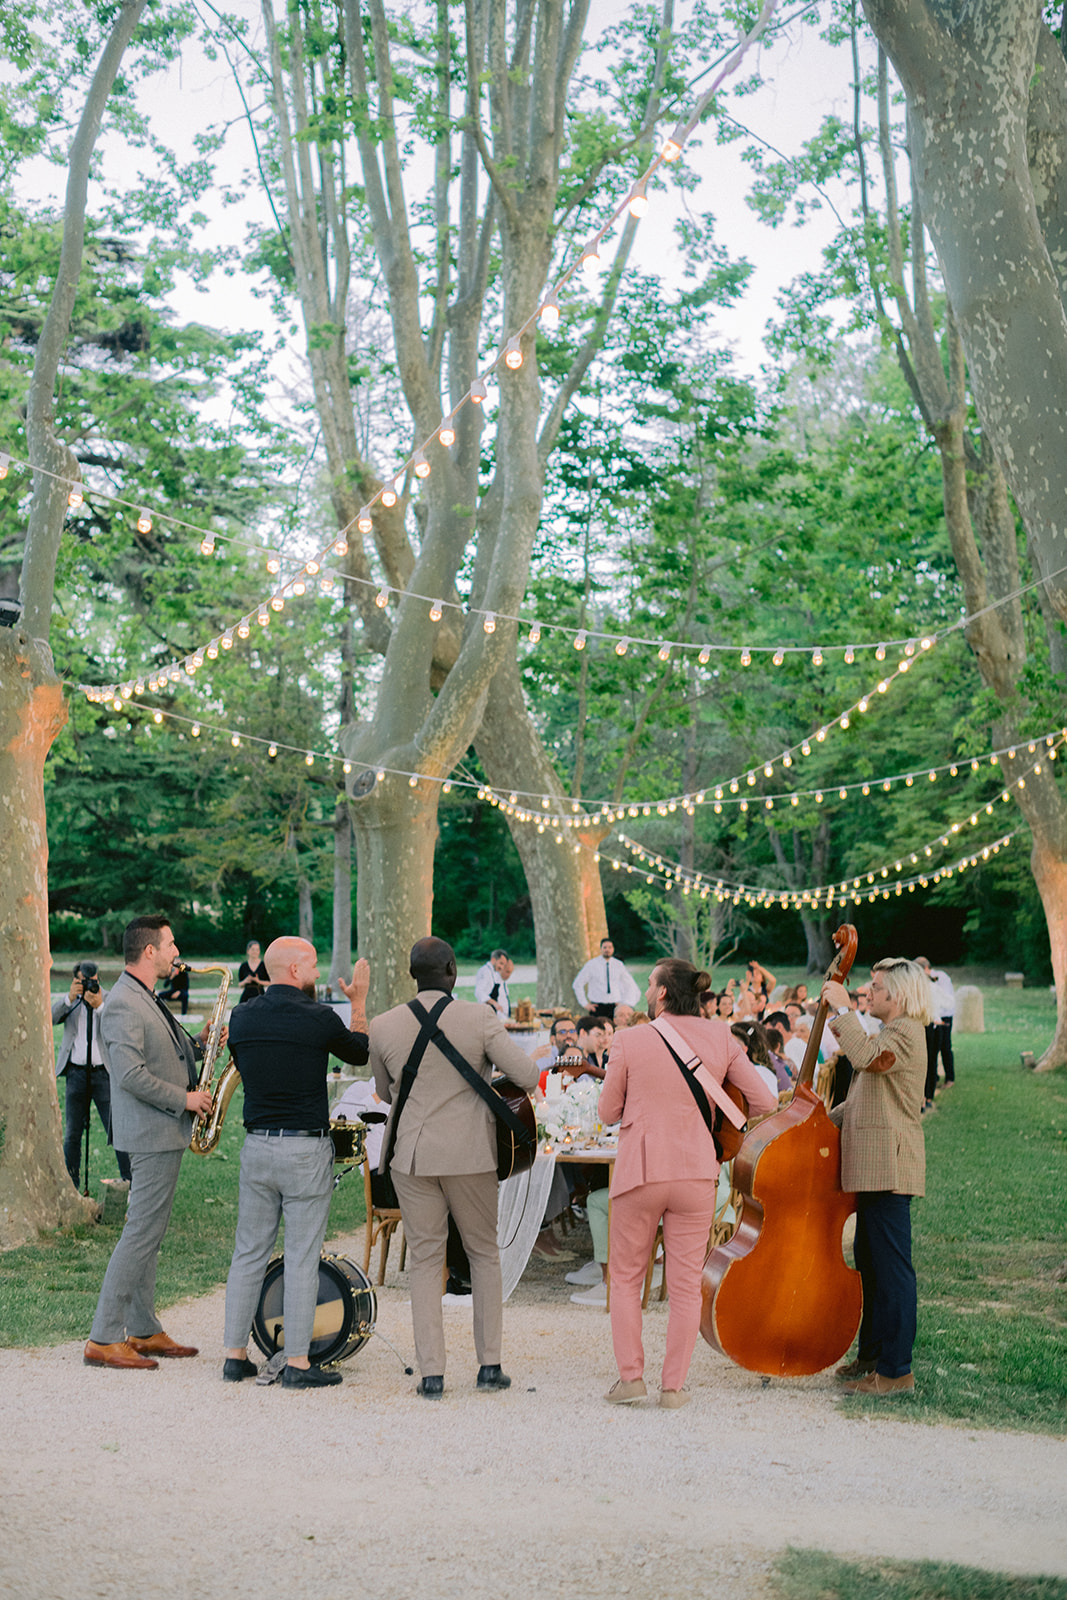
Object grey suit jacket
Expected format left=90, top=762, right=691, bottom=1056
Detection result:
left=52, top=995, right=107, bottom=1077
left=371, top=990, right=540, bottom=1177
left=98, top=972, right=198, bottom=1153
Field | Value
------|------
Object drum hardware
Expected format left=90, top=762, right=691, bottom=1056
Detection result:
left=251, top=1252, right=414, bottom=1376
left=329, top=1114, right=367, bottom=1166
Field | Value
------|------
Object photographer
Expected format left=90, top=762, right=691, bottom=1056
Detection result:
left=53, top=962, right=131, bottom=1188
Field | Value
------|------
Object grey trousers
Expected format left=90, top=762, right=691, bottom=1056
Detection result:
left=89, top=1147, right=184, bottom=1343
left=223, top=1134, right=333, bottom=1360
left=392, top=1169, right=501, bottom=1377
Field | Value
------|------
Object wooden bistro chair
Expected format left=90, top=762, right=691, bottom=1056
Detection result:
left=362, top=1164, right=406, bottom=1285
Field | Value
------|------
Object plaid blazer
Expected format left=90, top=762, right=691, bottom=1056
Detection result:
left=829, top=1012, right=926, bottom=1196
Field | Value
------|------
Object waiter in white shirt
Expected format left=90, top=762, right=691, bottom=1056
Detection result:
left=473, top=949, right=511, bottom=1016
left=572, top=938, right=640, bottom=1021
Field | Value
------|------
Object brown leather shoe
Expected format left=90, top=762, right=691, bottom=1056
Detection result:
left=835, top=1357, right=877, bottom=1380
left=126, top=1331, right=198, bottom=1359
left=84, top=1340, right=159, bottom=1370
left=841, top=1370, right=915, bottom=1396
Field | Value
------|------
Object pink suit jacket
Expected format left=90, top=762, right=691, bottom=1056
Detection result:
left=599, top=1015, right=780, bottom=1198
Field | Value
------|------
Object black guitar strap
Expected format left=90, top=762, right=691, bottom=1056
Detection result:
left=655, top=1031, right=726, bottom=1159
left=380, top=994, right=453, bottom=1175
left=406, top=999, right=535, bottom=1155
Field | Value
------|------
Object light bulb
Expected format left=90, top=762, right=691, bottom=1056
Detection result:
left=844, top=645, right=855, bottom=664
left=471, top=378, right=488, bottom=404
left=271, top=596, right=284, bottom=611
left=269, top=745, right=278, bottom=758
left=153, top=711, right=163, bottom=724
left=628, top=180, right=649, bottom=217
left=376, top=587, right=389, bottom=608
left=740, top=648, right=751, bottom=666
left=540, top=293, right=560, bottom=330
left=615, top=638, right=629, bottom=656
left=429, top=599, right=443, bottom=622
left=412, top=449, right=430, bottom=478
left=137, top=508, right=152, bottom=533
left=206, top=643, right=218, bottom=660
left=773, top=647, right=784, bottom=666
left=334, top=538, right=348, bottom=555
left=0, top=454, right=9, bottom=478
left=293, top=579, right=306, bottom=596
left=237, top=621, right=250, bottom=639
left=357, top=507, right=373, bottom=533
left=574, top=630, right=587, bottom=650
left=222, top=631, right=234, bottom=649
left=528, top=623, right=541, bottom=643
left=438, top=416, right=456, bottom=448
left=200, top=537, right=215, bottom=555
left=812, top=648, right=823, bottom=666
left=580, top=238, right=602, bottom=276
left=658, top=643, right=670, bottom=661
left=876, top=642, right=886, bottom=660
left=381, top=481, right=398, bottom=507
left=661, top=134, right=683, bottom=162
left=191, top=724, right=200, bottom=737
left=698, top=646, right=711, bottom=665
left=483, top=613, right=496, bottom=634
left=68, top=485, right=84, bottom=507
left=504, top=336, right=523, bottom=370
left=266, top=556, right=280, bottom=574
left=306, top=753, right=314, bottom=766
left=257, top=608, right=270, bottom=625
left=305, top=560, right=320, bottom=575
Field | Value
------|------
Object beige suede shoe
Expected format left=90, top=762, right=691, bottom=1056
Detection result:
left=841, top=1370, right=915, bottom=1396
left=604, top=1377, right=647, bottom=1404
left=659, top=1388, right=691, bottom=1409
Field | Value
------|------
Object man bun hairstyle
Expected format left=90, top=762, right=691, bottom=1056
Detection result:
left=652, top=958, right=713, bottom=1017
left=123, top=915, right=171, bottom=965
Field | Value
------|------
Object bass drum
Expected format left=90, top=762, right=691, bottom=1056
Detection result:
left=252, top=1253, right=377, bottom=1366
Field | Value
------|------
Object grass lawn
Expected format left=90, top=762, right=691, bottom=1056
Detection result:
left=770, top=1549, right=1067, bottom=1600
left=7, top=971, right=1066, bottom=1440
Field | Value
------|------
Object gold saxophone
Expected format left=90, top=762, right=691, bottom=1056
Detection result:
left=184, top=963, right=241, bottom=1156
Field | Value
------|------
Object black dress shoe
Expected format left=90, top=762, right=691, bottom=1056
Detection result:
left=282, top=1363, right=342, bottom=1389
left=223, top=1356, right=258, bottom=1382
left=417, top=1375, right=444, bottom=1398
left=476, top=1364, right=511, bottom=1391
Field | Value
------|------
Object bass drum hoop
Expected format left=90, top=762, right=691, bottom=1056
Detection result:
left=251, top=1252, right=377, bottom=1366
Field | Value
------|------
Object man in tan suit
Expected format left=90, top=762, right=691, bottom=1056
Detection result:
left=822, top=957, right=933, bottom=1397
left=371, top=937, right=540, bottom=1398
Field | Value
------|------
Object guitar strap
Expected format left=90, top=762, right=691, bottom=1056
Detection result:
left=379, top=994, right=452, bottom=1175
left=650, top=1015, right=748, bottom=1138
left=407, top=1000, right=535, bottom=1155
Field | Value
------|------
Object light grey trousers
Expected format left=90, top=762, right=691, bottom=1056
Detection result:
left=392, top=1168, right=501, bottom=1377
left=223, top=1134, right=333, bottom=1360
left=89, top=1147, right=184, bottom=1343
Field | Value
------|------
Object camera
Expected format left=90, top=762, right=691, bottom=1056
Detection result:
left=74, top=961, right=101, bottom=995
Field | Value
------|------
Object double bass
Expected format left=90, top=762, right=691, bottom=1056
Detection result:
left=701, top=924, right=865, bottom=1376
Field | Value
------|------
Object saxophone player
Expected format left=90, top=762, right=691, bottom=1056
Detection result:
left=84, top=917, right=220, bottom=1370
left=222, top=938, right=370, bottom=1388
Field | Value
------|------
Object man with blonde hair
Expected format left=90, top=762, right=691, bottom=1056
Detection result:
left=821, top=957, right=933, bottom=1398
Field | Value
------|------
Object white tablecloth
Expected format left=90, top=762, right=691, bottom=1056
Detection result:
left=497, top=1152, right=557, bottom=1302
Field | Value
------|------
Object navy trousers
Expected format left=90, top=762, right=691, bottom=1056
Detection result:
left=62, top=1066, right=131, bottom=1185
left=854, top=1191, right=916, bottom=1378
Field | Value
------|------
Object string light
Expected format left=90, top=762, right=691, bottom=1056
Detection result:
left=579, top=237, right=602, bottom=276
left=539, top=293, right=560, bottom=330
left=412, top=449, right=430, bottom=479
left=628, top=179, right=649, bottom=217
left=438, top=416, right=456, bottom=448
left=470, top=378, right=488, bottom=404
left=429, top=599, right=443, bottom=622
left=137, top=508, right=152, bottom=533
left=504, top=336, right=523, bottom=370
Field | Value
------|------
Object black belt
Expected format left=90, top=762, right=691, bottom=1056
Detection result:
left=246, top=1128, right=330, bottom=1138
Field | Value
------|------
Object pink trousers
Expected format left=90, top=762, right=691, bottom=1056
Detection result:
left=608, top=1178, right=717, bottom=1391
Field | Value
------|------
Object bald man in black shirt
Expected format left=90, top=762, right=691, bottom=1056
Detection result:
left=221, top=937, right=369, bottom=1389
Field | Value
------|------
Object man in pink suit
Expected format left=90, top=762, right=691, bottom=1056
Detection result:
left=598, top=958, right=777, bottom=1408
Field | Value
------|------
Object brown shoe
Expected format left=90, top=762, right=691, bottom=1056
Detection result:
left=835, top=1357, right=877, bottom=1381
left=84, top=1340, right=159, bottom=1370
left=127, top=1331, right=198, bottom=1359
left=841, top=1370, right=915, bottom=1396
left=604, top=1377, right=647, bottom=1405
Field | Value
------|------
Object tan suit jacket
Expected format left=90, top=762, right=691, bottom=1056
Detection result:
left=599, top=1014, right=779, bottom=1199
left=371, top=990, right=540, bottom=1177
left=829, top=1012, right=926, bottom=1195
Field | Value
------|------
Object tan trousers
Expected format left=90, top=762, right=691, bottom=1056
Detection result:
left=391, top=1169, right=502, bottom=1377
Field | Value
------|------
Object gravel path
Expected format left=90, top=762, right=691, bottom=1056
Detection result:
left=3, top=1225, right=1065, bottom=1600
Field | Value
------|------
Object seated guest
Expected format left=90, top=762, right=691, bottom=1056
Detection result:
left=613, top=1003, right=635, bottom=1029
left=572, top=1016, right=608, bottom=1081
left=729, top=1021, right=779, bottom=1098
left=715, top=990, right=735, bottom=1020
left=532, top=1015, right=580, bottom=1090
left=763, top=1026, right=793, bottom=1089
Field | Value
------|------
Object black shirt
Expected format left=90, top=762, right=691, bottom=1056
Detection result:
left=228, top=985, right=369, bottom=1131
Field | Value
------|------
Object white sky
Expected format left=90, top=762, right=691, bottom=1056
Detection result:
left=21, top=2, right=868, bottom=385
